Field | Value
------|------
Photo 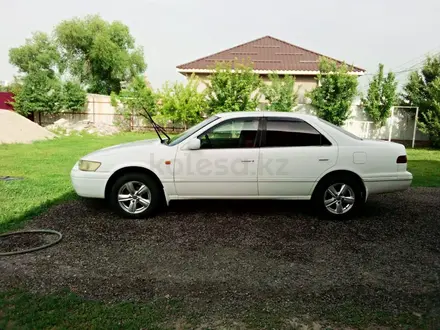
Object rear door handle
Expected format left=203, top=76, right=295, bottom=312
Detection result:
left=319, top=158, right=329, bottom=162
left=241, top=160, right=255, bottom=163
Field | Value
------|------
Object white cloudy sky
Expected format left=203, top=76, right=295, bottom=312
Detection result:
left=1, top=0, right=440, bottom=91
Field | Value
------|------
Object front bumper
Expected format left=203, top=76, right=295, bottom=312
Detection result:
left=70, top=163, right=110, bottom=199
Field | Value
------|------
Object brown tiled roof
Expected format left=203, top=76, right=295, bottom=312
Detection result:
left=177, top=36, right=365, bottom=74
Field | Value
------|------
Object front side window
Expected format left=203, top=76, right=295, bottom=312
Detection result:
left=167, top=115, right=220, bottom=146
left=263, top=119, right=331, bottom=147
left=198, top=118, right=260, bottom=149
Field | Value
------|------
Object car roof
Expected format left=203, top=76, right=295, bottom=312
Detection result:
left=215, top=111, right=319, bottom=121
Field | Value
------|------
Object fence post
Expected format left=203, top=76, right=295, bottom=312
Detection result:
left=92, top=96, right=95, bottom=123
left=412, top=107, right=419, bottom=148
left=388, top=106, right=394, bottom=142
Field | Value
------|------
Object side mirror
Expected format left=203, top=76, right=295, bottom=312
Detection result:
left=187, top=138, right=201, bottom=150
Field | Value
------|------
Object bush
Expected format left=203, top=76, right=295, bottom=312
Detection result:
left=307, top=58, right=358, bottom=126
left=206, top=60, right=262, bottom=114
left=261, top=73, right=297, bottom=112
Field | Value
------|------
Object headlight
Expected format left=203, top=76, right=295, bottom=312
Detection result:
left=78, top=160, right=101, bottom=172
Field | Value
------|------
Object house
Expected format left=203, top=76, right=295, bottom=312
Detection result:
left=176, top=36, right=365, bottom=104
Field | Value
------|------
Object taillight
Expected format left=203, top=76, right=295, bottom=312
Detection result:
left=396, top=155, right=407, bottom=163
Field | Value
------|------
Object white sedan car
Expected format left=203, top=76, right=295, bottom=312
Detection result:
left=71, top=112, right=412, bottom=219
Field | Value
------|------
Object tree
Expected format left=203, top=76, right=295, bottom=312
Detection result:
left=55, top=15, right=146, bottom=95
left=11, top=73, right=86, bottom=116
left=307, top=57, right=358, bottom=126
left=401, top=55, right=440, bottom=147
left=206, top=61, right=262, bottom=114
left=111, top=75, right=157, bottom=125
left=61, top=81, right=87, bottom=112
left=362, top=63, right=397, bottom=127
left=9, top=31, right=86, bottom=115
left=9, top=32, right=61, bottom=78
left=418, top=78, right=440, bottom=147
left=157, top=75, right=207, bottom=129
left=261, top=73, right=297, bottom=111
left=12, top=71, right=62, bottom=116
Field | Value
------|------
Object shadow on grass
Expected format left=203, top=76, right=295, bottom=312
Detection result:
left=0, top=289, right=186, bottom=330
left=0, top=190, right=78, bottom=234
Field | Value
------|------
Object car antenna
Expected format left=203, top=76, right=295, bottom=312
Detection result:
left=142, top=108, right=170, bottom=143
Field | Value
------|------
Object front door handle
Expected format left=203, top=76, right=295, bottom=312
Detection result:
left=241, top=160, right=255, bottom=163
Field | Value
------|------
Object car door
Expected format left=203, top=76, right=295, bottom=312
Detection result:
left=257, top=117, right=337, bottom=197
left=173, top=117, right=262, bottom=197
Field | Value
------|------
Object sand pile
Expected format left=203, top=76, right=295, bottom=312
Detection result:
left=0, top=110, right=56, bottom=144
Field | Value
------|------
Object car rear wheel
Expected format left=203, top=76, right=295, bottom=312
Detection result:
left=109, top=172, right=162, bottom=218
left=312, top=175, right=363, bottom=219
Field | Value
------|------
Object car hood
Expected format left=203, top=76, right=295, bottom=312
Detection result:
left=83, top=138, right=162, bottom=159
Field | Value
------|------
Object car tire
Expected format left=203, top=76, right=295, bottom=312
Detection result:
left=312, top=174, right=364, bottom=220
left=109, top=172, right=163, bottom=219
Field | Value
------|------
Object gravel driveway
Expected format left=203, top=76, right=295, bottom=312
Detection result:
left=1, top=187, right=440, bottom=327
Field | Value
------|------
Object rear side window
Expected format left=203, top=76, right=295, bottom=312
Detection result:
left=263, top=119, right=331, bottom=147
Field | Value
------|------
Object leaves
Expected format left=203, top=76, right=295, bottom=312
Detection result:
left=8, top=14, right=145, bottom=115
left=362, top=63, right=397, bottom=127
left=261, top=73, right=297, bottom=112
left=55, top=15, right=146, bottom=95
left=11, top=74, right=86, bottom=116
left=12, top=72, right=62, bottom=115
left=206, top=61, right=262, bottom=114
left=306, top=58, right=358, bottom=126
left=401, top=55, right=440, bottom=147
left=112, top=75, right=157, bottom=122
left=61, top=81, right=87, bottom=112
left=9, top=32, right=61, bottom=78
left=156, top=74, right=207, bottom=129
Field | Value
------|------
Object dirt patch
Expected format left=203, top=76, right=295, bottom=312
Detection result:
left=1, top=187, right=440, bottom=326
left=0, top=233, right=47, bottom=253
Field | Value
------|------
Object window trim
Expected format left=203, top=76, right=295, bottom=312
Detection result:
left=260, top=117, right=333, bottom=148
left=196, top=117, right=264, bottom=150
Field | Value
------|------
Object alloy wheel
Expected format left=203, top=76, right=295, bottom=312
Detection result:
left=118, top=181, right=151, bottom=214
left=324, top=183, right=355, bottom=215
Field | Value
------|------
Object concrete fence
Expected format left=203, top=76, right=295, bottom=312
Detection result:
left=36, top=93, right=430, bottom=146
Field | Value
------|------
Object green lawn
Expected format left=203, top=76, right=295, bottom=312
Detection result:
left=407, top=148, right=440, bottom=187
left=0, top=132, right=157, bottom=232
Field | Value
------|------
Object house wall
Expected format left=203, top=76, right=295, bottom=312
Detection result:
left=184, top=73, right=317, bottom=104
left=0, top=92, right=14, bottom=111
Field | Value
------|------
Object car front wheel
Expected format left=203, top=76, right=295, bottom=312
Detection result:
left=109, top=172, right=162, bottom=218
left=313, top=175, right=363, bottom=219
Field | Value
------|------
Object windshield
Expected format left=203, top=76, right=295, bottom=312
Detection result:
left=318, top=118, right=363, bottom=140
left=166, top=116, right=220, bottom=146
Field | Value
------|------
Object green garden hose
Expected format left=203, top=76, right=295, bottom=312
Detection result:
left=0, top=229, right=63, bottom=256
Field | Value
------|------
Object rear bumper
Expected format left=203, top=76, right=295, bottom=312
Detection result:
left=364, top=171, right=413, bottom=196
left=70, top=163, right=109, bottom=199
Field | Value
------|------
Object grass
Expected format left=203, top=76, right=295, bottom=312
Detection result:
left=0, top=132, right=157, bottom=232
left=407, top=148, right=440, bottom=187
left=0, top=290, right=186, bottom=330
left=1, top=290, right=437, bottom=329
